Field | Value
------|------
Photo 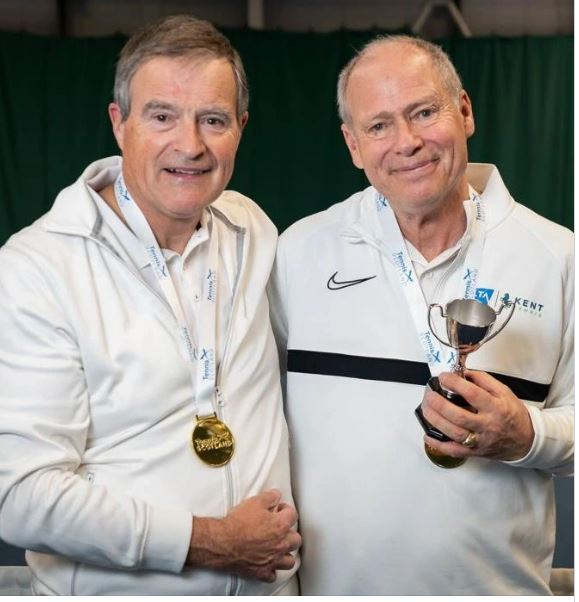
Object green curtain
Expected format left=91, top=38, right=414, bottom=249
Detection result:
left=0, top=31, right=572, bottom=244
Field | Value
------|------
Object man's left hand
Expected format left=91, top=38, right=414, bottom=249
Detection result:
left=421, top=370, right=535, bottom=461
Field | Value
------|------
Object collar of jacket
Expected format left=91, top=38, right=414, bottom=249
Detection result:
left=41, top=156, right=247, bottom=244
left=340, top=163, right=515, bottom=251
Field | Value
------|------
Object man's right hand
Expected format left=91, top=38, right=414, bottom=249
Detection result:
left=186, top=489, right=301, bottom=582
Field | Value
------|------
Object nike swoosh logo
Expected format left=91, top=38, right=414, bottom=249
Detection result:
left=327, top=271, right=377, bottom=290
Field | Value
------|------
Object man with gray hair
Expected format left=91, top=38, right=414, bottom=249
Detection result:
left=269, top=35, right=573, bottom=594
left=0, top=15, right=300, bottom=595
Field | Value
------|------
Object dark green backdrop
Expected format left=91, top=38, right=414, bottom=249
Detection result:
left=0, top=31, right=573, bottom=245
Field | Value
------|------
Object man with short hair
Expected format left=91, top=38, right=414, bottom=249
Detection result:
left=0, top=15, right=300, bottom=596
left=270, top=35, right=573, bottom=595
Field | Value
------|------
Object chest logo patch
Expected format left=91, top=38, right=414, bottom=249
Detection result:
left=327, top=271, right=377, bottom=291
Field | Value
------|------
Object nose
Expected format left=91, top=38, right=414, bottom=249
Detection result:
left=393, top=119, right=423, bottom=156
left=174, top=119, right=206, bottom=159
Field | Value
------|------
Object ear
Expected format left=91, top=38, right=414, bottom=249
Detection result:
left=341, top=123, right=364, bottom=169
left=108, top=103, right=126, bottom=151
left=239, top=111, right=249, bottom=131
left=459, top=90, right=475, bottom=139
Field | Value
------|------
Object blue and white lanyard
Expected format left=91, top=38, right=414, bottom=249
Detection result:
left=376, top=190, right=486, bottom=375
left=114, top=174, right=219, bottom=417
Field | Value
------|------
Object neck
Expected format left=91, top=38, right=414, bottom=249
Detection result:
left=394, top=194, right=468, bottom=262
left=99, top=183, right=200, bottom=255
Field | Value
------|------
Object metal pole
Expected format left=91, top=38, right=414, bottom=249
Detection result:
left=247, top=0, right=264, bottom=30
left=56, top=0, right=68, bottom=36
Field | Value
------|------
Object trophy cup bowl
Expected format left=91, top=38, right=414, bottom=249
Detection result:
left=415, top=298, right=515, bottom=468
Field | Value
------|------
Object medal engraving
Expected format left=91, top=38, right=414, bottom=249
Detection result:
left=192, top=414, right=235, bottom=466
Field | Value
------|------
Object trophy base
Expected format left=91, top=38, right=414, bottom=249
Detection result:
left=415, top=376, right=474, bottom=469
left=424, top=443, right=466, bottom=469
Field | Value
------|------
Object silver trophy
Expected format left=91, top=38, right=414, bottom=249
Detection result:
left=415, top=298, right=515, bottom=468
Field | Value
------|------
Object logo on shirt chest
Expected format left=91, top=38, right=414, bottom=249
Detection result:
left=327, top=271, right=377, bottom=290
left=475, top=288, right=544, bottom=317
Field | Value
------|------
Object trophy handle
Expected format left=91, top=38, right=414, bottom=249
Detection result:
left=482, top=300, right=516, bottom=344
left=427, top=303, right=453, bottom=349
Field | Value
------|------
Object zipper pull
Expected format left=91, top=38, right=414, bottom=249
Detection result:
left=215, top=386, right=225, bottom=407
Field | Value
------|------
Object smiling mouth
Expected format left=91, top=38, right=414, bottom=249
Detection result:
left=164, top=167, right=212, bottom=176
left=392, top=158, right=438, bottom=174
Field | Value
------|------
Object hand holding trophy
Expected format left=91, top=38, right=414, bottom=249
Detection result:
left=415, top=298, right=515, bottom=468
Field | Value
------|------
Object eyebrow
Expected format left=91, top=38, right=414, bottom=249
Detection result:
left=142, top=100, right=178, bottom=116
left=198, top=107, right=233, bottom=120
left=364, top=96, right=440, bottom=122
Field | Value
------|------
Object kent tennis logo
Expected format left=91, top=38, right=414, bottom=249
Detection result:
left=475, top=288, right=494, bottom=305
left=475, top=288, right=545, bottom=317
left=200, top=348, right=215, bottom=380
left=376, top=194, right=388, bottom=212
left=206, top=269, right=217, bottom=302
left=463, top=267, right=478, bottom=299
left=146, top=246, right=168, bottom=278
left=392, top=251, right=413, bottom=284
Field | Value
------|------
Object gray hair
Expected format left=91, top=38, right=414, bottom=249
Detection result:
left=337, top=35, right=463, bottom=125
left=113, top=15, right=249, bottom=121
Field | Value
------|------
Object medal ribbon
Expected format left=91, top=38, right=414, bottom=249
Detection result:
left=114, top=174, right=218, bottom=417
left=375, top=189, right=486, bottom=375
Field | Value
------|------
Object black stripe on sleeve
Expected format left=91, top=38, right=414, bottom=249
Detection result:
left=287, top=349, right=550, bottom=402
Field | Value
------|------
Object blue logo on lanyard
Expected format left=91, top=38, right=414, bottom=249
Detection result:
left=201, top=348, right=214, bottom=380
left=206, top=269, right=217, bottom=302
left=463, top=267, right=478, bottom=299
left=376, top=195, right=388, bottom=211
left=392, top=251, right=414, bottom=284
left=146, top=246, right=168, bottom=278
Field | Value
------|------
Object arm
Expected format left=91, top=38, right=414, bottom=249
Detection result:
left=266, top=241, right=289, bottom=381
left=422, top=369, right=573, bottom=475
left=187, top=491, right=300, bottom=582
left=0, top=247, right=191, bottom=572
left=0, top=246, right=300, bottom=579
left=422, top=253, right=574, bottom=475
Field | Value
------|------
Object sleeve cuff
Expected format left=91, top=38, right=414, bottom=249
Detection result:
left=503, top=404, right=574, bottom=475
left=141, top=506, right=193, bottom=573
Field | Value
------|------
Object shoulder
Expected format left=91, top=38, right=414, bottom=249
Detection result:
left=212, top=190, right=277, bottom=240
left=510, top=203, right=573, bottom=270
left=0, top=219, right=58, bottom=278
left=280, top=188, right=368, bottom=250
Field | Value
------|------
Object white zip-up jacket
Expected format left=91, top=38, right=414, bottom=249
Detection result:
left=270, top=164, right=573, bottom=595
left=0, top=157, right=296, bottom=596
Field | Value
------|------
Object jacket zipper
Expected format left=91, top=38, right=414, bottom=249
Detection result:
left=214, top=226, right=245, bottom=596
left=89, top=226, right=245, bottom=596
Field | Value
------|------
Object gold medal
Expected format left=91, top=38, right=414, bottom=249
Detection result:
left=192, top=413, right=235, bottom=466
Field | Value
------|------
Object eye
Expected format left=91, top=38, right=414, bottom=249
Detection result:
left=367, top=122, right=389, bottom=137
left=203, top=115, right=229, bottom=129
left=154, top=114, right=168, bottom=123
left=365, top=120, right=392, bottom=139
left=413, top=106, right=438, bottom=121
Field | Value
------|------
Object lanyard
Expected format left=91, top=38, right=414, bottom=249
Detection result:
left=114, top=174, right=219, bottom=417
left=376, top=189, right=486, bottom=375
